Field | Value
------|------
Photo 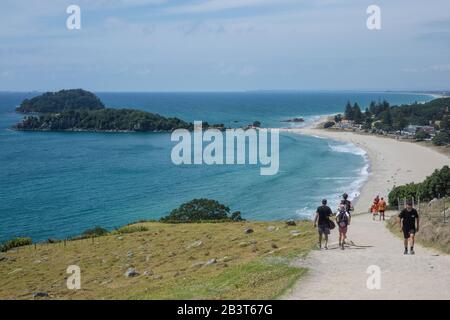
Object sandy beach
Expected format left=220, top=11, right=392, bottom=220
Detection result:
left=282, top=119, right=450, bottom=300
left=283, top=121, right=449, bottom=213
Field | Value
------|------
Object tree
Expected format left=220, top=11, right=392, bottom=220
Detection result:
left=344, top=102, right=354, bottom=121
left=415, top=130, right=430, bottom=141
left=323, top=121, right=335, bottom=129
left=253, top=121, right=261, bottom=128
left=334, top=114, right=343, bottom=123
left=160, top=199, right=245, bottom=222
left=432, top=131, right=450, bottom=146
left=381, top=109, right=393, bottom=130
left=441, top=116, right=450, bottom=132
left=353, top=103, right=363, bottom=124
left=393, top=114, right=408, bottom=131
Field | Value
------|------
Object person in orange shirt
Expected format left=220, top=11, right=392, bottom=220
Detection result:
left=378, top=197, right=387, bottom=221
left=371, top=200, right=379, bottom=221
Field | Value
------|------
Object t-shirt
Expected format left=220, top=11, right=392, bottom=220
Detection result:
left=317, top=205, right=332, bottom=225
left=399, top=208, right=419, bottom=230
left=378, top=200, right=386, bottom=211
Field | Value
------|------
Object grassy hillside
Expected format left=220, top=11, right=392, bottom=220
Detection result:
left=387, top=198, right=450, bottom=254
left=0, top=221, right=315, bottom=300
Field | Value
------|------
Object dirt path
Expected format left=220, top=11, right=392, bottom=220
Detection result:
left=283, top=212, right=450, bottom=300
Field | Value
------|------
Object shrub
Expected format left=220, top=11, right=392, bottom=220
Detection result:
left=388, top=183, right=420, bottom=207
left=0, top=237, right=32, bottom=252
left=161, top=199, right=245, bottom=223
left=116, top=225, right=149, bottom=234
left=82, top=226, right=109, bottom=238
left=433, top=131, right=450, bottom=146
left=323, top=121, right=335, bottom=129
left=415, top=130, right=430, bottom=141
left=388, top=166, right=450, bottom=206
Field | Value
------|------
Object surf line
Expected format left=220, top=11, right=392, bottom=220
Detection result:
left=171, top=121, right=280, bottom=176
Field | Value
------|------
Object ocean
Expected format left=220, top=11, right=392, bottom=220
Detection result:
left=0, top=91, right=432, bottom=242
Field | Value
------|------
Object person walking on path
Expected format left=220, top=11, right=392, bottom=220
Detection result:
left=378, top=197, right=387, bottom=221
left=398, top=201, right=420, bottom=255
left=371, top=199, right=379, bottom=221
left=336, top=204, right=350, bottom=250
left=313, top=199, right=333, bottom=250
left=341, top=193, right=353, bottom=225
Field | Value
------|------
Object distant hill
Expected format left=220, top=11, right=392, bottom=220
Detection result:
left=16, top=89, right=105, bottom=113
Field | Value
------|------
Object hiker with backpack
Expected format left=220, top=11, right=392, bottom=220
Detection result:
left=336, top=204, right=350, bottom=250
left=313, top=199, right=334, bottom=250
left=341, top=193, right=353, bottom=225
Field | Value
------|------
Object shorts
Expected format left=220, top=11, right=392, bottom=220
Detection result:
left=339, top=226, right=347, bottom=235
left=318, top=224, right=330, bottom=235
left=403, top=228, right=416, bottom=239
left=379, top=210, right=385, bottom=214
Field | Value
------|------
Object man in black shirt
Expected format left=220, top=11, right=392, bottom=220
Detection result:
left=341, top=193, right=353, bottom=225
left=314, top=199, right=333, bottom=250
left=398, top=201, right=420, bottom=255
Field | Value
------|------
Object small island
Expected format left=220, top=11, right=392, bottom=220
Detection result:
left=281, top=117, right=304, bottom=123
left=13, top=89, right=223, bottom=133
left=16, top=89, right=105, bottom=113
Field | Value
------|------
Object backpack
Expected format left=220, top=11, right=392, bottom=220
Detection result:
left=337, top=211, right=349, bottom=228
left=343, top=200, right=352, bottom=212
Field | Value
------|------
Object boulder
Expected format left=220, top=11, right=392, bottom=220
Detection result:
left=244, top=228, right=254, bottom=234
left=286, top=220, right=296, bottom=226
left=205, top=258, right=217, bottom=266
left=186, top=240, right=203, bottom=250
left=33, top=292, right=49, bottom=298
left=267, top=226, right=277, bottom=232
left=290, top=230, right=301, bottom=237
left=124, top=267, right=139, bottom=278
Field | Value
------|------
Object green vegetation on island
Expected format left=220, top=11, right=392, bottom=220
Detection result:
left=14, top=108, right=194, bottom=132
left=13, top=89, right=225, bottom=132
left=16, top=89, right=105, bottom=113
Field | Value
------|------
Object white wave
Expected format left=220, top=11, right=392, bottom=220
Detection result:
left=328, top=142, right=367, bottom=157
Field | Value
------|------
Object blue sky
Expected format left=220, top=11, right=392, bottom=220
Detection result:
left=1, top=0, right=450, bottom=91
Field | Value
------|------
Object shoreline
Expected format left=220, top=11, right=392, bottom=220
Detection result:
left=282, top=116, right=450, bottom=213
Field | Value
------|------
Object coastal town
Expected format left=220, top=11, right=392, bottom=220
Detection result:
left=322, top=97, right=450, bottom=147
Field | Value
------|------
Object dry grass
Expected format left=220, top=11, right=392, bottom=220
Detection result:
left=0, top=221, right=315, bottom=300
left=387, top=199, right=450, bottom=254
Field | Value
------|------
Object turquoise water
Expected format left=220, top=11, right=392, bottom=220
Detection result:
left=0, top=92, right=431, bottom=242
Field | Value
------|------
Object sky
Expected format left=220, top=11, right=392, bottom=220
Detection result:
left=0, top=0, right=450, bottom=92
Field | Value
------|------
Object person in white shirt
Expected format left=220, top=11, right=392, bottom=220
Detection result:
left=336, top=204, right=350, bottom=250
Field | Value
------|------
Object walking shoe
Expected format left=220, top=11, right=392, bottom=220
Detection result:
left=404, top=248, right=408, bottom=255
left=410, top=248, right=415, bottom=255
